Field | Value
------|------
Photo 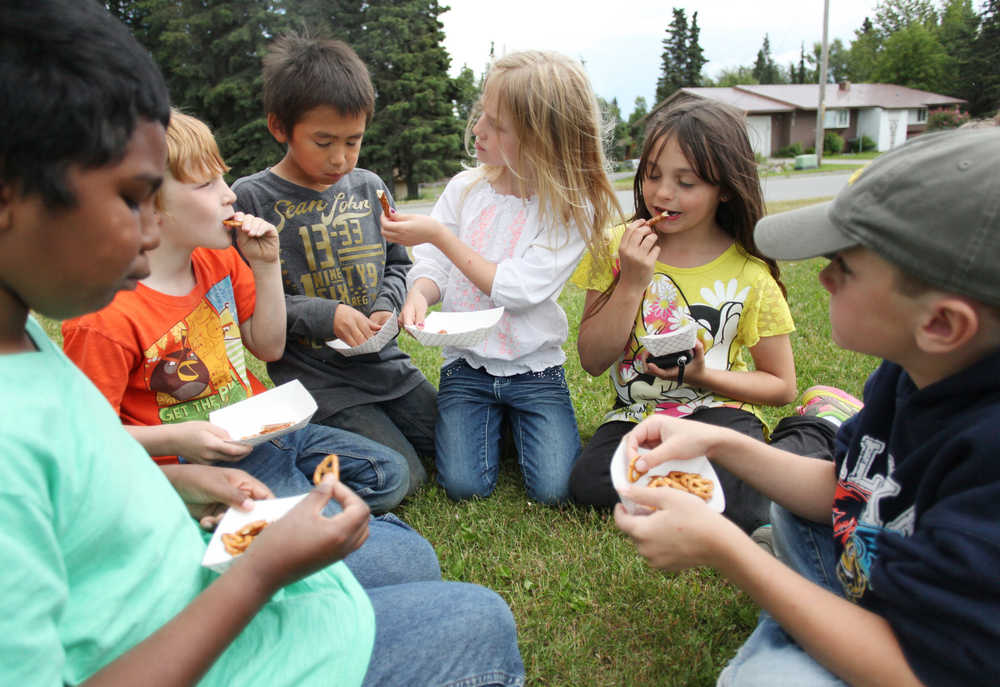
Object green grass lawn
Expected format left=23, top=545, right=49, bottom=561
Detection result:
left=34, top=196, right=878, bottom=686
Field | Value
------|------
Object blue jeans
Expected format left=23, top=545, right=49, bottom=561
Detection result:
left=434, top=359, right=581, bottom=504
left=717, top=503, right=849, bottom=686
left=347, top=514, right=525, bottom=686
left=320, top=377, right=438, bottom=498
left=210, top=423, right=409, bottom=514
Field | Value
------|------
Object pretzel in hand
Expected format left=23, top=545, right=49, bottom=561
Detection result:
left=221, top=519, right=269, bottom=556
left=222, top=218, right=243, bottom=229
left=375, top=189, right=393, bottom=216
left=313, top=453, right=340, bottom=485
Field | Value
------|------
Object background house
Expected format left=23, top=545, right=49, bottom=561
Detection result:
left=669, top=83, right=965, bottom=157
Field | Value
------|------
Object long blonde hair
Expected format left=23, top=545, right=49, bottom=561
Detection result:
left=466, top=50, right=622, bottom=257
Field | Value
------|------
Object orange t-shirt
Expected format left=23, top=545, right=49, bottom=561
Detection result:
left=62, top=247, right=268, bottom=464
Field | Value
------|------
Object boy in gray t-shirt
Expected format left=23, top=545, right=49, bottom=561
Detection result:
left=233, top=35, right=435, bottom=496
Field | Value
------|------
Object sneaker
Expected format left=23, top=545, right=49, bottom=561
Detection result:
left=751, top=524, right=774, bottom=556
left=797, top=385, right=863, bottom=427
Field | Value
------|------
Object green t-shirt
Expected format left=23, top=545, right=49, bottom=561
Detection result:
left=0, top=318, right=374, bottom=686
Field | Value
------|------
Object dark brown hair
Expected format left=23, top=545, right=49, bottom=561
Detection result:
left=585, top=98, right=784, bottom=322
left=262, top=33, right=374, bottom=134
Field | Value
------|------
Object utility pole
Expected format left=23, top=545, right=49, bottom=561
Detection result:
left=815, top=0, right=830, bottom=165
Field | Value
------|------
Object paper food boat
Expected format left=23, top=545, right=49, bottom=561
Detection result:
left=201, top=494, right=307, bottom=573
left=404, top=307, right=505, bottom=347
left=610, top=438, right=725, bottom=514
left=209, top=379, right=316, bottom=447
left=638, top=321, right=699, bottom=356
left=326, top=311, right=399, bottom=357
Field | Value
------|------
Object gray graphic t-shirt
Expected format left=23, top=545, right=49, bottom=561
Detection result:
left=233, top=168, right=425, bottom=415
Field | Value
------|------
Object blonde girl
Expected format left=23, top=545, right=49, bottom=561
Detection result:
left=569, top=98, right=800, bottom=534
left=381, top=50, right=621, bottom=504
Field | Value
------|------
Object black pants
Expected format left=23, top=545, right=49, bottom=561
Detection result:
left=568, top=407, right=836, bottom=533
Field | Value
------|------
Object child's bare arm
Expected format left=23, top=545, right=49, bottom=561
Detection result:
left=81, top=478, right=370, bottom=687
left=381, top=212, right=498, bottom=296
left=645, top=332, right=798, bottom=406
left=400, top=278, right=441, bottom=328
left=126, top=422, right=252, bottom=465
left=577, top=221, right=659, bottom=375
left=615, top=489, right=925, bottom=687
left=626, top=413, right=836, bottom=521
left=233, top=213, right=285, bottom=361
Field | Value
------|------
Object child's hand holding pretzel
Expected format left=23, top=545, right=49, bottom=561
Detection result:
left=380, top=212, right=447, bottom=248
left=229, top=475, right=371, bottom=593
left=618, top=219, right=660, bottom=293
left=230, top=212, right=279, bottom=266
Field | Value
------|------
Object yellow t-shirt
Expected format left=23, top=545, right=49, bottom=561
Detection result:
left=572, top=225, right=794, bottom=423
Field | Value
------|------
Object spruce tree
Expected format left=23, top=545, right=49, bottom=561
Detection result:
left=355, top=0, right=465, bottom=199
left=656, top=8, right=688, bottom=102
left=685, top=11, right=706, bottom=87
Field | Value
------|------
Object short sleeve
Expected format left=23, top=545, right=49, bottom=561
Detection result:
left=570, top=224, right=623, bottom=292
left=738, top=272, right=794, bottom=348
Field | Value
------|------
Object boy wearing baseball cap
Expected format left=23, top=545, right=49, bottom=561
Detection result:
left=614, top=129, right=1000, bottom=686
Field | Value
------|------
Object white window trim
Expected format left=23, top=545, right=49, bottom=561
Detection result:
left=823, top=108, right=850, bottom=129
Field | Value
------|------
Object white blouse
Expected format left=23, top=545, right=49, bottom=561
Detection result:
left=408, top=170, right=587, bottom=376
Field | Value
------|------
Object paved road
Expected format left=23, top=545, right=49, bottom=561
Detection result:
left=398, top=169, right=853, bottom=216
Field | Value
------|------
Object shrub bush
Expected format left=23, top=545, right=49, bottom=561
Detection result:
left=926, top=108, right=970, bottom=131
left=776, top=142, right=803, bottom=158
left=823, top=131, right=845, bottom=154
left=860, top=135, right=877, bottom=152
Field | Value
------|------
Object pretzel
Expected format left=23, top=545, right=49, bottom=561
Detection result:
left=375, top=189, right=392, bottom=216
left=313, top=453, right=340, bottom=485
left=647, top=211, right=671, bottom=227
left=647, top=470, right=714, bottom=502
left=240, top=421, right=294, bottom=441
left=221, top=519, right=269, bottom=556
left=627, top=453, right=642, bottom=483
left=222, top=218, right=242, bottom=229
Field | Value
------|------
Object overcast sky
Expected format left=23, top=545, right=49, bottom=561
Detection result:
left=439, top=0, right=884, bottom=116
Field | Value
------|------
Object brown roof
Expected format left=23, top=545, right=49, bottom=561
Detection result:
left=678, top=83, right=965, bottom=113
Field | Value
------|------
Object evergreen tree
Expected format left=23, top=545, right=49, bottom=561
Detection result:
left=970, top=0, right=1000, bottom=115
left=938, top=0, right=981, bottom=109
left=685, top=11, right=706, bottom=86
left=752, top=34, right=781, bottom=84
left=656, top=8, right=688, bottom=102
left=355, top=0, right=465, bottom=199
left=106, top=0, right=285, bottom=181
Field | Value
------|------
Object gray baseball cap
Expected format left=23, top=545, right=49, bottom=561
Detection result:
left=754, top=129, right=1000, bottom=306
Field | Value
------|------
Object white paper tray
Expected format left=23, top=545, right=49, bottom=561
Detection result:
left=201, top=494, right=307, bottom=573
left=404, top=307, right=504, bottom=347
left=209, top=379, right=317, bottom=446
left=610, top=438, right=725, bottom=514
